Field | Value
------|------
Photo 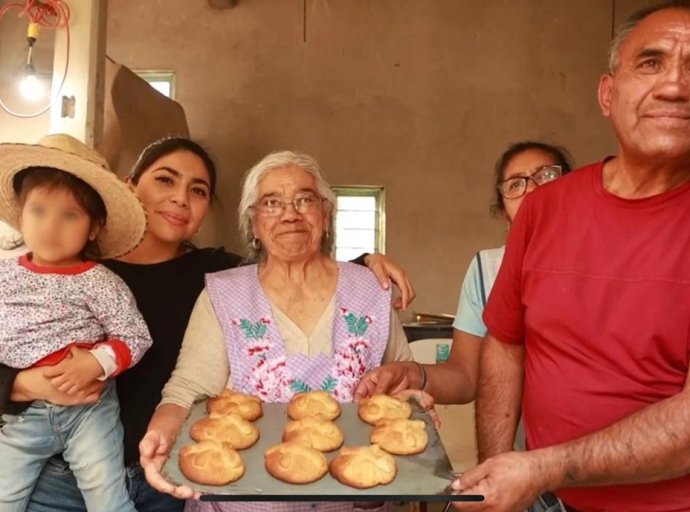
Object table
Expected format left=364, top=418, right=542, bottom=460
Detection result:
left=403, top=323, right=453, bottom=342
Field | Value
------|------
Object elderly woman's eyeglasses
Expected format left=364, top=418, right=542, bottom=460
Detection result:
left=497, top=165, right=562, bottom=199
left=254, top=192, right=323, bottom=217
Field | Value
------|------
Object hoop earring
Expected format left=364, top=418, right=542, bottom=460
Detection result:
left=250, top=237, right=262, bottom=251
left=323, top=230, right=330, bottom=241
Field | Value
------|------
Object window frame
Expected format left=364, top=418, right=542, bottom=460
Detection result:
left=134, top=70, right=176, bottom=99
left=331, top=185, right=386, bottom=260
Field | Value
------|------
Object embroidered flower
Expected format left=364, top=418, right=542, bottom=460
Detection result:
left=330, top=310, right=376, bottom=400
left=248, top=356, right=292, bottom=402
left=235, top=318, right=269, bottom=340
left=349, top=339, right=369, bottom=354
left=246, top=341, right=271, bottom=357
left=333, top=341, right=369, bottom=380
left=343, top=311, right=373, bottom=337
left=333, top=377, right=357, bottom=401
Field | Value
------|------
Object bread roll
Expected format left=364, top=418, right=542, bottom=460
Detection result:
left=264, top=442, right=328, bottom=484
left=282, top=417, right=344, bottom=452
left=206, top=389, right=263, bottom=421
left=358, top=394, right=411, bottom=425
left=287, top=391, right=340, bottom=421
left=329, top=445, right=397, bottom=488
left=179, top=441, right=244, bottom=485
left=370, top=418, right=428, bottom=455
left=190, top=412, right=260, bottom=450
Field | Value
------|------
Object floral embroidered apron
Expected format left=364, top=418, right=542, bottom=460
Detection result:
left=184, top=262, right=391, bottom=512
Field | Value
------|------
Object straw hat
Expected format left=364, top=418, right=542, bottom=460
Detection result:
left=0, top=134, right=146, bottom=259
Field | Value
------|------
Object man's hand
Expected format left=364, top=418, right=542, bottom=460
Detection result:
left=364, top=254, right=416, bottom=310
left=450, top=451, right=555, bottom=511
left=353, top=361, right=422, bottom=401
left=42, top=347, right=104, bottom=395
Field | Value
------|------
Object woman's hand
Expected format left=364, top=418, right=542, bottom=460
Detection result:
left=353, top=361, right=423, bottom=401
left=393, top=388, right=441, bottom=429
left=363, top=254, right=416, bottom=310
left=140, top=429, right=199, bottom=500
left=140, top=403, right=197, bottom=499
left=353, top=365, right=440, bottom=428
left=13, top=366, right=104, bottom=405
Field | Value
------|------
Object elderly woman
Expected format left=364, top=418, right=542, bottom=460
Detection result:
left=140, top=151, right=412, bottom=512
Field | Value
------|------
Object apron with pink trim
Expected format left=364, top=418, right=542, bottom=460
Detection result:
left=185, top=262, right=391, bottom=512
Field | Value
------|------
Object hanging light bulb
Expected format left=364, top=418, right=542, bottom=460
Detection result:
left=18, top=22, right=45, bottom=102
left=19, top=64, right=45, bottom=101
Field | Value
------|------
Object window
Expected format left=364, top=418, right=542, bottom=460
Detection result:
left=135, top=71, right=176, bottom=99
left=332, top=186, right=385, bottom=262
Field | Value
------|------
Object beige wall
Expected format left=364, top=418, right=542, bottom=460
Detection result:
left=1, top=0, right=653, bottom=316
left=105, top=0, right=652, bottom=317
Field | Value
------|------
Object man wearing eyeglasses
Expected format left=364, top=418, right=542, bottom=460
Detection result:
left=451, top=2, right=690, bottom=512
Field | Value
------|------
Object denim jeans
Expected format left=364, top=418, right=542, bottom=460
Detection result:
left=27, top=456, right=184, bottom=512
left=0, top=381, right=134, bottom=512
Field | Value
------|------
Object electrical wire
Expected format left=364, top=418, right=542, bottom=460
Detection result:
left=0, top=0, right=71, bottom=118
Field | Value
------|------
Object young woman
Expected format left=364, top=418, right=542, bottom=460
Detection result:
left=0, top=137, right=414, bottom=512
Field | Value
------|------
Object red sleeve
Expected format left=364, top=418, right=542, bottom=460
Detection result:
left=482, top=198, right=532, bottom=345
left=95, top=339, right=132, bottom=376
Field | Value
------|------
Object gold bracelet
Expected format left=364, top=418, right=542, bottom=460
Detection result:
left=412, top=361, right=427, bottom=391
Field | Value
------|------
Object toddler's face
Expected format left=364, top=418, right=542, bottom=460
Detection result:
left=20, top=186, right=95, bottom=267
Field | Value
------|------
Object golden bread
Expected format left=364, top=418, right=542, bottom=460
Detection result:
left=206, top=389, right=263, bottom=421
left=190, top=412, right=260, bottom=450
left=264, top=441, right=329, bottom=484
left=370, top=418, right=428, bottom=455
left=287, top=391, right=341, bottom=421
left=358, top=394, right=412, bottom=425
left=329, top=445, right=397, bottom=488
left=282, top=417, right=344, bottom=452
left=179, top=441, right=245, bottom=485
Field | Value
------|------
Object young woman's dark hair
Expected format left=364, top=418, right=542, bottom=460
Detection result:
left=12, top=167, right=107, bottom=259
left=491, top=141, right=574, bottom=216
left=129, top=137, right=218, bottom=199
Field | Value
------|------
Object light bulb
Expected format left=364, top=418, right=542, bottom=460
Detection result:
left=19, top=72, right=45, bottom=101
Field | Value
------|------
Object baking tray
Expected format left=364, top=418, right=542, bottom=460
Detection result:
left=162, top=399, right=482, bottom=503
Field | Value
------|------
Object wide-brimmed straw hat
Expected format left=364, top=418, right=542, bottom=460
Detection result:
left=0, top=133, right=146, bottom=259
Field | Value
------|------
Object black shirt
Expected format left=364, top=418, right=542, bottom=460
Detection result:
left=104, top=248, right=242, bottom=465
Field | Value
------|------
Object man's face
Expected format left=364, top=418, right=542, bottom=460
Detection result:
left=599, top=8, right=690, bottom=161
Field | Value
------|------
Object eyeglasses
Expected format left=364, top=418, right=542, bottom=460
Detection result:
left=253, top=192, right=323, bottom=217
left=497, top=165, right=562, bottom=199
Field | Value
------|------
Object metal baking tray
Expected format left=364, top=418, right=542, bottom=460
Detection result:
left=162, top=399, right=480, bottom=502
